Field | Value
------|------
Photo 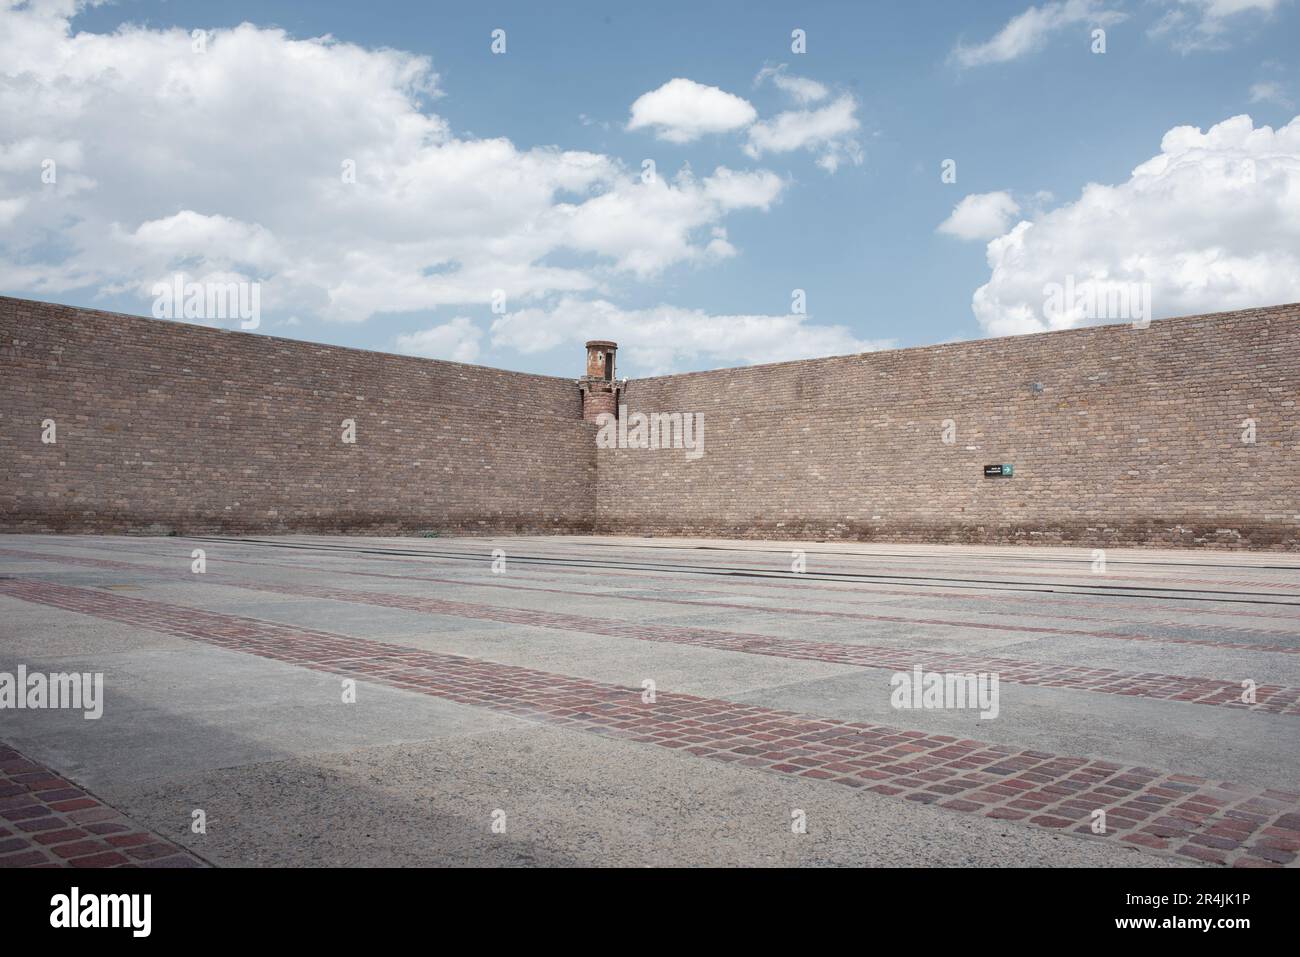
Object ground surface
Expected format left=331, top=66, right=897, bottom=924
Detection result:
left=1, top=534, right=1298, bottom=868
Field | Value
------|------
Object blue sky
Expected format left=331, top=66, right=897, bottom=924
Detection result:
left=3, top=0, right=1298, bottom=376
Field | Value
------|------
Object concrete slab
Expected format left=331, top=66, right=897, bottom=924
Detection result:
left=1, top=533, right=1297, bottom=868
left=117, top=724, right=1186, bottom=868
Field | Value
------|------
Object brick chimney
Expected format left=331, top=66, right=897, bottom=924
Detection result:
left=579, top=339, right=618, bottom=421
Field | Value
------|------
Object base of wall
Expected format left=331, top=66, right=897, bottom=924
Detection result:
left=1, top=511, right=596, bottom=537
left=7, top=514, right=1296, bottom=549
left=592, top=518, right=1300, bottom=550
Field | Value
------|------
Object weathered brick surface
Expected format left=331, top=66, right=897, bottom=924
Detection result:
left=3, top=296, right=1298, bottom=547
left=599, top=305, right=1300, bottom=548
left=0, top=296, right=593, bottom=534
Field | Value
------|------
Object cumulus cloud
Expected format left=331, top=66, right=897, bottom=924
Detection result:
left=951, top=0, right=1125, bottom=67
left=395, top=317, right=483, bottom=363
left=626, top=78, right=757, bottom=144
left=628, top=71, right=862, bottom=173
left=559, top=166, right=783, bottom=277
left=490, top=297, right=892, bottom=376
left=1149, top=0, right=1287, bottom=52
left=754, top=64, right=829, bottom=104
left=743, top=95, right=863, bottom=173
left=0, top=4, right=784, bottom=326
left=937, top=191, right=1022, bottom=241
left=625, top=69, right=863, bottom=174
left=968, top=114, right=1300, bottom=335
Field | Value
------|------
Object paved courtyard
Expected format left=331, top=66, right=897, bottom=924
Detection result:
left=1, top=534, right=1298, bottom=867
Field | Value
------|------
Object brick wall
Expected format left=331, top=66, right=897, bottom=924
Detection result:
left=4, top=296, right=1297, bottom=548
left=0, top=297, right=594, bottom=535
left=597, top=304, right=1300, bottom=549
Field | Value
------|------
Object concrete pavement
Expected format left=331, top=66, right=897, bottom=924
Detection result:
left=1, top=534, right=1297, bottom=867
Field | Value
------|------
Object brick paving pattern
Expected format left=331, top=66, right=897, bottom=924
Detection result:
left=0, top=742, right=206, bottom=869
left=243, top=577, right=1300, bottom=714
left=1, top=577, right=1297, bottom=868
left=3, top=546, right=1297, bottom=714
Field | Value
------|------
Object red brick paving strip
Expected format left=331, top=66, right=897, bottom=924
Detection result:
left=2, top=578, right=1297, bottom=868
left=245, top=576, right=1300, bottom=715
left=2, top=547, right=1297, bottom=714
left=0, top=743, right=206, bottom=869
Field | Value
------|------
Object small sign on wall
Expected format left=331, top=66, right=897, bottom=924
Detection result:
left=984, top=464, right=1014, bottom=478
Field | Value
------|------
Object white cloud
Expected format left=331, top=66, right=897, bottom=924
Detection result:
left=969, top=114, right=1300, bottom=335
left=754, top=64, right=829, bottom=104
left=626, top=78, right=757, bottom=144
left=558, top=166, right=783, bottom=277
left=630, top=70, right=864, bottom=173
left=1150, top=0, right=1287, bottom=52
left=0, top=5, right=784, bottom=326
left=952, top=0, right=1125, bottom=67
left=395, top=317, right=483, bottom=363
left=1249, top=81, right=1294, bottom=108
left=743, top=95, right=863, bottom=173
left=937, top=191, right=1022, bottom=241
left=490, top=298, right=892, bottom=376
